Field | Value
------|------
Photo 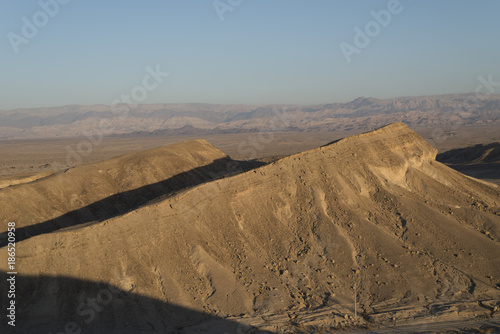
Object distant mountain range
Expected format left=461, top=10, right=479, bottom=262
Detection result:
left=1, top=93, right=499, bottom=139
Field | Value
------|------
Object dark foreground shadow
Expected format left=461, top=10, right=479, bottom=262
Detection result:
left=0, top=158, right=265, bottom=247
left=0, top=272, right=275, bottom=334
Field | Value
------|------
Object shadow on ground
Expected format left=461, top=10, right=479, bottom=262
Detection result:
left=437, top=143, right=500, bottom=186
left=442, top=163, right=500, bottom=186
left=0, top=272, right=275, bottom=333
left=437, top=143, right=500, bottom=164
left=0, top=158, right=265, bottom=247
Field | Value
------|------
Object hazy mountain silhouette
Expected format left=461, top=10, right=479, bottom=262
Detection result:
left=1, top=93, right=499, bottom=140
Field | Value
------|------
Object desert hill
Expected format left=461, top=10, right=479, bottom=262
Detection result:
left=437, top=142, right=500, bottom=187
left=0, top=139, right=233, bottom=244
left=438, top=142, right=500, bottom=164
left=1, top=123, right=500, bottom=333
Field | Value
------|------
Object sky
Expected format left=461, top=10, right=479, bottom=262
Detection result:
left=0, top=0, right=499, bottom=109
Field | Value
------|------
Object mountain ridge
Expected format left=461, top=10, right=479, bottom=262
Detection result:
left=1, top=93, right=499, bottom=140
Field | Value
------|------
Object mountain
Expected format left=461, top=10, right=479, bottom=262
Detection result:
left=1, top=123, right=499, bottom=333
left=1, top=94, right=499, bottom=140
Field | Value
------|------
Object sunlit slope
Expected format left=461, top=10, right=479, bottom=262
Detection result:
left=2, top=123, right=499, bottom=332
left=0, top=139, right=229, bottom=234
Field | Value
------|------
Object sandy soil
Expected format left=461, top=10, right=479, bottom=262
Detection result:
left=1, top=123, right=499, bottom=333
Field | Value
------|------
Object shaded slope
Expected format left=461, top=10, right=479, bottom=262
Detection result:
left=437, top=143, right=500, bottom=186
left=0, top=139, right=230, bottom=236
left=438, top=142, right=500, bottom=164
left=2, top=123, right=500, bottom=331
left=0, top=272, right=275, bottom=334
left=1, top=159, right=236, bottom=247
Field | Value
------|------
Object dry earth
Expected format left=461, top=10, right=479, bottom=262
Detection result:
left=0, top=139, right=234, bottom=241
left=1, top=123, right=499, bottom=333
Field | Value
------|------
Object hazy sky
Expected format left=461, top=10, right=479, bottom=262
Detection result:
left=1, top=0, right=499, bottom=109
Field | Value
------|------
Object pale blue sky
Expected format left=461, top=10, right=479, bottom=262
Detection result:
left=1, top=0, right=499, bottom=109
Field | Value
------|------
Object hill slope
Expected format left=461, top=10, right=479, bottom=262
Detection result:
left=437, top=142, right=500, bottom=186
left=1, top=123, right=500, bottom=332
left=0, top=139, right=230, bottom=240
left=438, top=142, right=500, bottom=164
